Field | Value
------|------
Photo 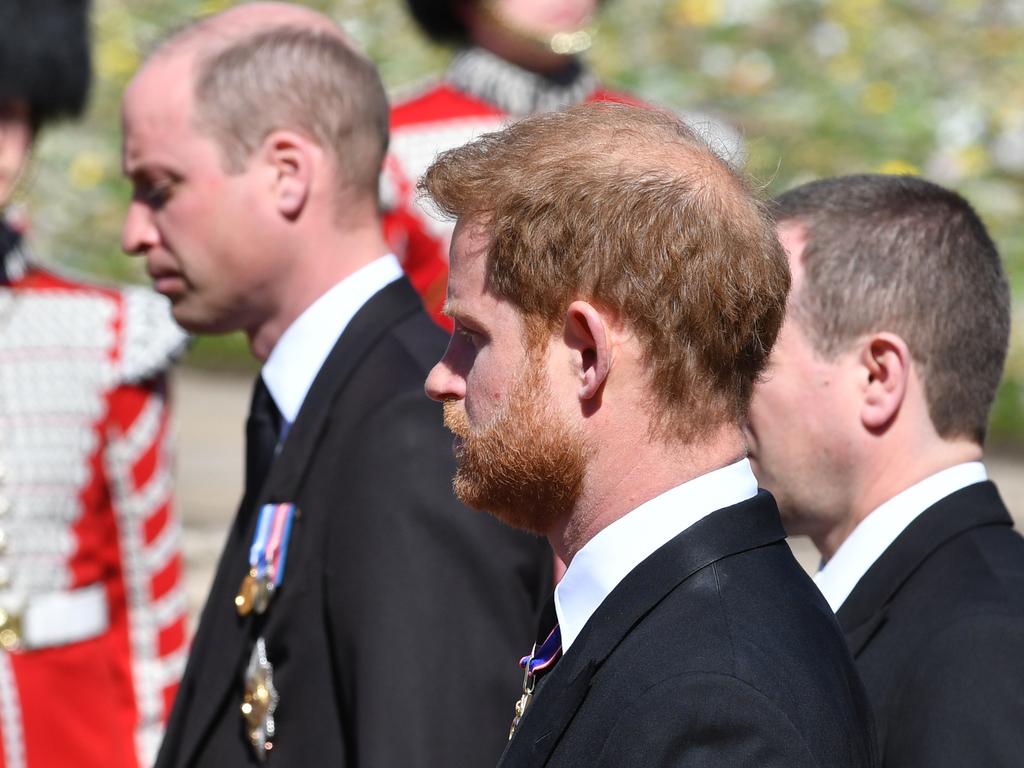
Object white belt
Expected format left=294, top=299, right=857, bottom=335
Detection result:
left=0, top=584, right=109, bottom=651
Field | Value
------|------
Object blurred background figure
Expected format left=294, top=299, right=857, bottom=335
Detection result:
left=0, top=2, right=188, bottom=766
left=382, top=0, right=639, bottom=328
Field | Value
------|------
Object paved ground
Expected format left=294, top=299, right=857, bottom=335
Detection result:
left=172, top=368, right=1024, bottom=624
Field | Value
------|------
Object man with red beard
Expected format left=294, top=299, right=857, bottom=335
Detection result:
left=423, top=103, right=878, bottom=767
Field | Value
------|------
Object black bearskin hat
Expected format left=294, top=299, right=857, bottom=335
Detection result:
left=405, top=0, right=468, bottom=44
left=0, top=0, right=92, bottom=129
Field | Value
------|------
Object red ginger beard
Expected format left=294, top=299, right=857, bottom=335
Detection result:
left=442, top=357, right=589, bottom=536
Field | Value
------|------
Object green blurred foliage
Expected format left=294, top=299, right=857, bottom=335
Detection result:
left=16, top=0, right=1024, bottom=439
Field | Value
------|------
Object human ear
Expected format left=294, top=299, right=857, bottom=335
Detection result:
left=261, top=130, right=313, bottom=220
left=563, top=301, right=611, bottom=402
left=859, top=333, right=910, bottom=431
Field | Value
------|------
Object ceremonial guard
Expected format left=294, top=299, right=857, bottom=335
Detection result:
left=383, top=0, right=637, bottom=328
left=0, top=3, right=189, bottom=766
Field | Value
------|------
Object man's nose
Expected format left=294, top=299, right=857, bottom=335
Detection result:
left=425, top=352, right=465, bottom=403
left=122, top=200, right=158, bottom=255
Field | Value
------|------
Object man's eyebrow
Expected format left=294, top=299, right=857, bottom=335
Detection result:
left=443, top=301, right=486, bottom=328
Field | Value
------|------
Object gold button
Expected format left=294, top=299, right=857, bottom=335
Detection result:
left=0, top=569, right=9, bottom=589
left=0, top=531, right=8, bottom=554
left=0, top=610, right=22, bottom=651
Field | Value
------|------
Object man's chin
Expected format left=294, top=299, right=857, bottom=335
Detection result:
left=452, top=470, right=552, bottom=536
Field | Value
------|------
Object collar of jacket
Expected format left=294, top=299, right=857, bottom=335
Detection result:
left=446, top=46, right=599, bottom=117
left=836, top=480, right=1011, bottom=653
left=501, top=491, right=786, bottom=766
left=0, top=221, right=28, bottom=286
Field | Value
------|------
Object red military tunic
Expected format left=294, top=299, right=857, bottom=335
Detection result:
left=0, top=234, right=188, bottom=768
left=382, top=47, right=639, bottom=329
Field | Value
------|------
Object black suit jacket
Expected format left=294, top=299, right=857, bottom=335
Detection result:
left=156, top=278, right=552, bottom=767
left=837, top=480, right=1024, bottom=767
left=500, top=492, right=877, bottom=767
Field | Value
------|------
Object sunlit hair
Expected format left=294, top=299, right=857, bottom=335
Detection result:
left=191, top=25, right=389, bottom=211
left=774, top=174, right=1011, bottom=444
left=421, top=103, right=790, bottom=441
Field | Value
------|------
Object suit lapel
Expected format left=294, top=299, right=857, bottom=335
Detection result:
left=500, top=492, right=786, bottom=766
left=261, top=278, right=424, bottom=502
left=837, top=481, right=1012, bottom=655
left=175, top=277, right=424, bottom=766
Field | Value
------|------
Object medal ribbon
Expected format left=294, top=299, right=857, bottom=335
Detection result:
left=249, top=504, right=276, bottom=578
left=519, top=625, right=562, bottom=676
left=265, top=503, right=296, bottom=587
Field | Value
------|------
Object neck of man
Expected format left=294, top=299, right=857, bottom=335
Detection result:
left=247, top=219, right=391, bottom=362
left=550, top=422, right=749, bottom=565
left=815, top=434, right=984, bottom=561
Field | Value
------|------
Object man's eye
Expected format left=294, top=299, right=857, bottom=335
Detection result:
left=135, top=180, right=175, bottom=210
left=455, top=324, right=483, bottom=346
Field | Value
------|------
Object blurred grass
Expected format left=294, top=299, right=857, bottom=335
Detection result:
left=17, top=0, right=1024, bottom=443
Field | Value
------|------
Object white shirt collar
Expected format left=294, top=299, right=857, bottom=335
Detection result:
left=814, top=461, right=988, bottom=613
left=554, top=458, right=758, bottom=652
left=261, top=254, right=403, bottom=424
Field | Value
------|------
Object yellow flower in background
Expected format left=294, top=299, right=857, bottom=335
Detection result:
left=199, top=0, right=236, bottom=16
left=956, top=145, right=990, bottom=176
left=827, top=54, right=863, bottom=84
left=69, top=153, right=107, bottom=190
left=831, top=0, right=882, bottom=28
left=862, top=81, right=895, bottom=115
left=96, top=37, right=139, bottom=79
left=676, top=0, right=723, bottom=27
left=877, top=160, right=920, bottom=176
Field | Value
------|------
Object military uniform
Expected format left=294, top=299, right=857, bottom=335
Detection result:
left=0, top=231, right=188, bottom=767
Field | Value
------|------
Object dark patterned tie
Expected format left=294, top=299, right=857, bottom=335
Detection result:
left=245, top=376, right=282, bottom=500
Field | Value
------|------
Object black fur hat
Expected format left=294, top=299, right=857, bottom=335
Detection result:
left=0, top=0, right=92, bottom=129
left=405, top=0, right=468, bottom=45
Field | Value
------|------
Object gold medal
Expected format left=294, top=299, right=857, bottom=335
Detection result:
left=242, top=637, right=279, bottom=759
left=235, top=569, right=259, bottom=616
left=253, top=578, right=274, bottom=615
left=508, top=654, right=536, bottom=741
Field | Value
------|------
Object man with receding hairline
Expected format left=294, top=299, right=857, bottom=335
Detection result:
left=122, top=4, right=552, bottom=766
left=747, top=173, right=1024, bottom=766
left=422, top=103, right=876, bottom=767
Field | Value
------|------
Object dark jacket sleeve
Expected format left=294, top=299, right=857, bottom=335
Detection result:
left=884, top=613, right=1024, bottom=767
left=323, top=389, right=551, bottom=768
left=595, top=673, right=820, bottom=768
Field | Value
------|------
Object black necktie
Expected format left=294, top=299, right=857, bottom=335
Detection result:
left=245, top=376, right=282, bottom=499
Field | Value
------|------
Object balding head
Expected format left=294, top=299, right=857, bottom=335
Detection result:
left=130, top=2, right=388, bottom=212
left=149, top=1, right=347, bottom=63
left=421, top=103, right=790, bottom=441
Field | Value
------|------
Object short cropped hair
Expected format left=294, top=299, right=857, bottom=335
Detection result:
left=421, top=103, right=790, bottom=441
left=192, top=25, right=389, bottom=208
left=774, top=174, right=1011, bottom=444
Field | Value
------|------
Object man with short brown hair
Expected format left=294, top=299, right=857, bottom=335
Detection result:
left=423, top=103, right=876, bottom=767
left=123, top=4, right=552, bottom=766
left=747, top=173, right=1024, bottom=766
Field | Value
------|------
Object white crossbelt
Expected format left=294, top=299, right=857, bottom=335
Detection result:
left=0, top=584, right=109, bottom=650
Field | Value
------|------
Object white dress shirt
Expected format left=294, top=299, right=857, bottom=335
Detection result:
left=261, top=254, right=403, bottom=428
left=554, top=458, right=759, bottom=652
left=814, top=461, right=988, bottom=613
